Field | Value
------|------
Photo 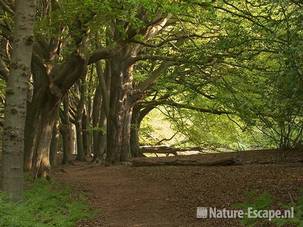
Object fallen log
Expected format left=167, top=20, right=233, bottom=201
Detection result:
left=132, top=157, right=238, bottom=167
left=140, top=146, right=205, bottom=157
left=132, top=157, right=303, bottom=167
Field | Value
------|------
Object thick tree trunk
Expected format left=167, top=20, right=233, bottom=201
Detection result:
left=1, top=0, right=36, bottom=201
left=24, top=102, right=41, bottom=171
left=61, top=126, right=74, bottom=165
left=24, top=44, right=54, bottom=171
left=106, top=55, right=133, bottom=163
left=130, top=106, right=144, bottom=157
left=24, top=54, right=86, bottom=177
left=32, top=108, right=57, bottom=178
left=92, top=62, right=110, bottom=162
left=130, top=104, right=156, bottom=157
left=18, top=0, right=88, bottom=175
left=130, top=107, right=146, bottom=157
left=120, top=106, right=133, bottom=161
left=130, top=114, right=141, bottom=157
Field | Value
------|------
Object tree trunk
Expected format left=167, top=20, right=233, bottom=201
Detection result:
left=50, top=120, right=59, bottom=167
left=24, top=92, right=42, bottom=171
left=75, top=120, right=84, bottom=161
left=30, top=54, right=86, bottom=176
left=93, top=109, right=107, bottom=162
left=120, top=107, right=133, bottom=161
left=130, top=104, right=156, bottom=157
left=32, top=108, right=57, bottom=178
left=1, top=0, right=36, bottom=201
left=61, top=94, right=74, bottom=164
left=106, top=55, right=133, bottom=163
left=19, top=5, right=87, bottom=175
left=24, top=44, right=55, bottom=171
left=130, top=107, right=143, bottom=158
left=92, top=62, right=111, bottom=162
left=82, top=110, right=91, bottom=158
left=24, top=106, right=41, bottom=171
left=92, top=77, right=102, bottom=160
left=75, top=79, right=86, bottom=161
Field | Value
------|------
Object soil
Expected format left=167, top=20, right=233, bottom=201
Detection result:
left=53, top=150, right=303, bottom=227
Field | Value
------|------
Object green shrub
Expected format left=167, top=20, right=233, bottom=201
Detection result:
left=233, top=192, right=273, bottom=226
left=0, top=179, right=94, bottom=227
left=234, top=191, right=302, bottom=226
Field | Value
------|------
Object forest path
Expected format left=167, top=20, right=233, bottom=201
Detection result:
left=54, top=152, right=303, bottom=227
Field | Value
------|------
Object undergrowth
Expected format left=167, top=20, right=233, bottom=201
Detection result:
left=234, top=191, right=302, bottom=226
left=0, top=179, right=94, bottom=227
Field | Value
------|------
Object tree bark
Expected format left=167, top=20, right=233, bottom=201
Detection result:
left=130, top=108, right=141, bottom=157
left=75, top=79, right=86, bottom=161
left=75, top=119, right=85, bottom=161
left=130, top=104, right=155, bottom=157
left=24, top=47, right=54, bottom=171
left=93, top=61, right=111, bottom=162
left=24, top=53, right=86, bottom=177
left=50, top=119, right=59, bottom=167
left=92, top=73, right=102, bottom=160
left=1, top=0, right=36, bottom=201
left=21, top=1, right=89, bottom=174
left=120, top=107, right=133, bottom=161
left=60, top=94, right=74, bottom=165
left=32, top=107, right=57, bottom=178
left=82, top=110, right=91, bottom=158
left=106, top=54, right=134, bottom=163
left=93, top=110, right=107, bottom=162
left=24, top=96, right=42, bottom=171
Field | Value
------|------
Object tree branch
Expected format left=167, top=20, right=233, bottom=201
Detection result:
left=88, top=48, right=114, bottom=64
left=49, top=53, right=87, bottom=98
left=129, top=33, right=221, bottom=48
left=163, top=100, right=233, bottom=115
left=136, top=62, right=173, bottom=92
left=130, top=54, right=218, bottom=65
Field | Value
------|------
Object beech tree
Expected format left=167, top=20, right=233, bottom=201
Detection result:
left=1, top=0, right=36, bottom=201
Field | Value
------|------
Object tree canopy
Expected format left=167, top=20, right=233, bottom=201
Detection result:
left=0, top=0, right=302, bottom=202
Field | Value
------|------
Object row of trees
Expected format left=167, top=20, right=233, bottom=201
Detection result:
left=0, top=0, right=302, bottom=200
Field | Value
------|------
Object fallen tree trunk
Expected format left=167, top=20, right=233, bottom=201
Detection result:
left=140, top=146, right=205, bottom=156
left=132, top=157, right=238, bottom=167
left=132, top=157, right=303, bottom=167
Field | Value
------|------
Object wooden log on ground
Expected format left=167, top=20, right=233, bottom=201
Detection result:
left=140, top=146, right=205, bottom=156
left=132, top=157, right=238, bottom=167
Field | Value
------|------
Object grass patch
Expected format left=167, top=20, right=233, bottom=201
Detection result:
left=0, top=179, right=94, bottom=227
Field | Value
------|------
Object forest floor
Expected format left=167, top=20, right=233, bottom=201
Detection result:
left=53, top=150, right=303, bottom=227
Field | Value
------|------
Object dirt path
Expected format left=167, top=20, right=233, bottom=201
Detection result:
left=54, top=153, right=303, bottom=227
